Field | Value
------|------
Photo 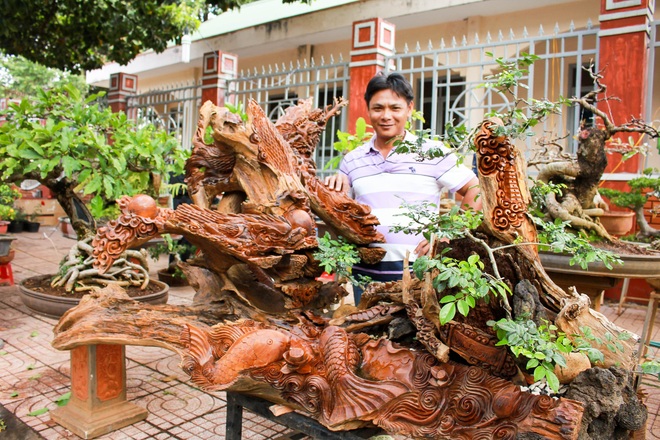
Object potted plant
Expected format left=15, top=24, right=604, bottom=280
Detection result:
left=599, top=168, right=660, bottom=240
left=23, top=209, right=41, bottom=233
left=0, top=204, right=14, bottom=234
left=7, top=208, right=26, bottom=233
left=147, top=234, right=197, bottom=287
left=0, top=84, right=189, bottom=317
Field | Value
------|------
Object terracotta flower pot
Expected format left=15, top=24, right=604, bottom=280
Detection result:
left=598, top=211, right=635, bottom=237
left=18, top=275, right=169, bottom=319
left=0, top=220, right=9, bottom=234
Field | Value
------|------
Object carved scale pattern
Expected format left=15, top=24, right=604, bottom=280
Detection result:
left=180, top=323, right=582, bottom=439
left=475, top=121, right=527, bottom=231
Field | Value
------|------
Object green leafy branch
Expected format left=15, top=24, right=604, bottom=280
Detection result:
left=313, top=232, right=371, bottom=288
left=488, top=318, right=574, bottom=392
left=414, top=252, right=511, bottom=325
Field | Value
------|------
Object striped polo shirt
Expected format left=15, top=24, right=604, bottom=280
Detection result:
left=339, top=131, right=476, bottom=269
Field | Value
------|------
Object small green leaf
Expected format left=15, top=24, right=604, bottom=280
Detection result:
left=54, top=392, right=71, bottom=407
left=546, top=370, right=560, bottom=392
left=28, top=408, right=49, bottom=417
left=30, top=331, right=39, bottom=337
left=10, top=392, right=18, bottom=397
left=439, top=303, right=456, bottom=325
left=533, top=365, right=546, bottom=382
left=457, top=299, right=470, bottom=317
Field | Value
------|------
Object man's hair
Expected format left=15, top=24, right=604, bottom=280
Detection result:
left=364, top=72, right=414, bottom=106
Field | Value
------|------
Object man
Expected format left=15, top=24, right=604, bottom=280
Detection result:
left=324, top=72, right=481, bottom=302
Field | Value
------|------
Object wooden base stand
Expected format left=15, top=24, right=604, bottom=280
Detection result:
left=51, top=344, right=147, bottom=439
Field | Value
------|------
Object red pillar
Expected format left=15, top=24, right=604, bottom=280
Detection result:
left=598, top=0, right=654, bottom=302
left=347, top=18, right=396, bottom=133
left=598, top=0, right=652, bottom=174
left=107, top=73, right=138, bottom=116
left=201, top=51, right=238, bottom=106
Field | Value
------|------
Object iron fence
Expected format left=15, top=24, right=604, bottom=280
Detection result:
left=384, top=21, right=600, bottom=156
left=226, top=56, right=350, bottom=178
left=126, top=80, right=202, bottom=151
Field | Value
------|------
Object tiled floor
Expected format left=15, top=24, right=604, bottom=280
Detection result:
left=0, top=226, right=658, bottom=439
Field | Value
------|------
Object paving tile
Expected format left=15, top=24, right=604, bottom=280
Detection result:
left=0, top=229, right=658, bottom=440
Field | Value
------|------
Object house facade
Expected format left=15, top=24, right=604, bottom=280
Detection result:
left=87, top=0, right=659, bottom=297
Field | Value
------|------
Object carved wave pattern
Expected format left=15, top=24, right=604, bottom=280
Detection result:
left=476, top=122, right=526, bottom=231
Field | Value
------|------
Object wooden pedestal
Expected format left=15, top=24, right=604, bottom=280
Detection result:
left=51, top=344, right=147, bottom=439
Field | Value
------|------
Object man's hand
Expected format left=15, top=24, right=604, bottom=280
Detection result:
left=324, top=173, right=350, bottom=194
left=414, top=239, right=430, bottom=257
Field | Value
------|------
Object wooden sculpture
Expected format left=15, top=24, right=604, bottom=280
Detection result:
left=52, top=99, right=647, bottom=439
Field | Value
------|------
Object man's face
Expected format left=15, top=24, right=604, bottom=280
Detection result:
left=367, top=89, right=413, bottom=142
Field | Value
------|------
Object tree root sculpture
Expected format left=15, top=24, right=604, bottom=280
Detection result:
left=51, top=237, right=149, bottom=292
left=51, top=99, right=650, bottom=438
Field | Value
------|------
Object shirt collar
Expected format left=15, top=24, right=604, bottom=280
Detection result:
left=366, top=130, right=417, bottom=155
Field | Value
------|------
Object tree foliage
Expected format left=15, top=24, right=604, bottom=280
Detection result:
left=0, top=52, right=87, bottom=99
left=0, top=0, right=311, bottom=73
left=0, top=84, right=188, bottom=238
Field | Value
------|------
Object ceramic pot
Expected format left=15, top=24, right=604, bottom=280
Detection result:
left=18, top=275, right=169, bottom=319
left=0, top=221, right=9, bottom=234
left=598, top=211, right=635, bottom=237
left=0, top=249, right=15, bottom=264
left=0, top=236, right=16, bottom=256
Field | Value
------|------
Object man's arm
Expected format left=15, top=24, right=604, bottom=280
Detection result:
left=456, top=176, right=482, bottom=211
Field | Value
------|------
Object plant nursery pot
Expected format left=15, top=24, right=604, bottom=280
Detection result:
left=157, top=267, right=189, bottom=287
left=0, top=236, right=16, bottom=257
left=22, top=221, right=40, bottom=233
left=598, top=211, right=635, bottom=237
left=7, top=220, right=23, bottom=233
left=18, top=275, right=169, bottom=319
left=0, top=221, right=8, bottom=234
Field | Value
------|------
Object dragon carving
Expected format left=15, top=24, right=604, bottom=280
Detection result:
left=54, top=99, right=646, bottom=439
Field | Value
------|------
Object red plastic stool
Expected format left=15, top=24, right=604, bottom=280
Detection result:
left=0, top=263, right=14, bottom=286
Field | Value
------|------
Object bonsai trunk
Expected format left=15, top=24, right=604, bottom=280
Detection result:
left=44, top=175, right=97, bottom=240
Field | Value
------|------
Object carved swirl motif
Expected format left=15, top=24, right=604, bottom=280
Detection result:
left=92, top=212, right=159, bottom=273
left=475, top=121, right=526, bottom=231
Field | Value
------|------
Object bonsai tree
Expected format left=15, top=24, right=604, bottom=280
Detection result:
left=599, top=167, right=660, bottom=239
left=0, top=84, right=189, bottom=291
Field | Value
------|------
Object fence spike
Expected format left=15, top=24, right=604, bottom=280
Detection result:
left=440, top=38, right=446, bottom=49
left=474, top=32, right=479, bottom=45
left=587, top=18, right=593, bottom=29
left=509, top=28, right=515, bottom=39
left=498, top=30, right=504, bottom=41
left=451, top=36, right=457, bottom=47
left=403, top=42, right=410, bottom=53
left=569, top=20, right=575, bottom=32
left=486, top=31, right=492, bottom=43
left=338, top=53, right=344, bottom=62
left=296, top=59, right=301, bottom=69
left=461, top=35, right=467, bottom=46
left=554, top=22, right=560, bottom=35
left=428, top=39, right=433, bottom=50
left=268, top=64, right=272, bottom=74
left=311, top=57, right=316, bottom=67
left=415, top=41, right=421, bottom=51
left=523, top=26, right=529, bottom=38
left=320, top=55, right=325, bottom=64
left=330, top=54, right=335, bottom=63
left=538, top=24, right=544, bottom=36
left=303, top=58, right=308, bottom=68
